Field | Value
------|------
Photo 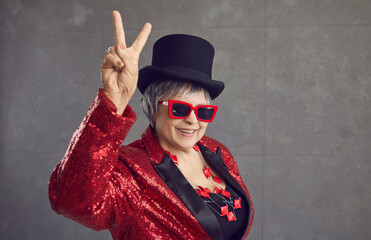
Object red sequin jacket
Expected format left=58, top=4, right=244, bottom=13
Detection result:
left=49, top=89, right=254, bottom=240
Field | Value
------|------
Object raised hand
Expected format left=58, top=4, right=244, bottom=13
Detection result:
left=101, top=10, right=151, bottom=115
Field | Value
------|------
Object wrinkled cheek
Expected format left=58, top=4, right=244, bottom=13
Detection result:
left=197, top=129, right=206, bottom=141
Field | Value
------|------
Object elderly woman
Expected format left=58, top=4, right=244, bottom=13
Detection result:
left=49, top=11, right=254, bottom=240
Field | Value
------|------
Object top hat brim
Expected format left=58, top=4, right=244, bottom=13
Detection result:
left=138, top=65, right=224, bottom=100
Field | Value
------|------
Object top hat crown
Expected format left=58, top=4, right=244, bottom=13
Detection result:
left=138, top=34, right=224, bottom=99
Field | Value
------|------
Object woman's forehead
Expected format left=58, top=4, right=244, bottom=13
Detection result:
left=174, top=87, right=204, bottom=98
left=156, top=83, right=210, bottom=104
left=170, top=89, right=208, bottom=104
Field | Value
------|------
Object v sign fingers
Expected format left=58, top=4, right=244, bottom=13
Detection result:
left=115, top=22, right=151, bottom=69
left=101, top=10, right=152, bottom=115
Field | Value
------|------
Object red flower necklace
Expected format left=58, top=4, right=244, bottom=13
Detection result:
left=164, top=145, right=242, bottom=222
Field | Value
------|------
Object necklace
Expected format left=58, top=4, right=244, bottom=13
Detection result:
left=164, top=145, right=242, bottom=222
left=201, top=186, right=242, bottom=221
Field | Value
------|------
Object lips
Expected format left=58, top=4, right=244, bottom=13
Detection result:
left=177, top=128, right=196, bottom=134
left=176, top=128, right=198, bottom=138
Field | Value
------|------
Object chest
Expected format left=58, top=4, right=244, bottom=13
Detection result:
left=176, top=155, right=226, bottom=192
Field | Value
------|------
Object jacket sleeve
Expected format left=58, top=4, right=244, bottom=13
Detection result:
left=48, top=89, right=139, bottom=230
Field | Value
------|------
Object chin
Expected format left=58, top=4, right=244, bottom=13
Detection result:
left=174, top=137, right=197, bottom=149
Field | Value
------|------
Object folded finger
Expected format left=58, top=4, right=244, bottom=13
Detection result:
left=102, top=53, right=124, bottom=71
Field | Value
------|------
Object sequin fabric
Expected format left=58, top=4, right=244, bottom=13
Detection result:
left=49, top=89, right=254, bottom=240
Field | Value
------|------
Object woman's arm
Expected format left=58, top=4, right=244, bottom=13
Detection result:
left=49, top=10, right=151, bottom=230
left=48, top=89, right=137, bottom=230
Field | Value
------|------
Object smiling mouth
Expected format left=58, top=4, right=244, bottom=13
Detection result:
left=176, top=128, right=196, bottom=134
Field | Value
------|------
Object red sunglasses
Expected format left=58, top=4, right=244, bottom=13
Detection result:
left=158, top=100, right=218, bottom=122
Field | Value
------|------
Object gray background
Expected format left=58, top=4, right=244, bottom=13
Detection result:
left=1, top=0, right=370, bottom=239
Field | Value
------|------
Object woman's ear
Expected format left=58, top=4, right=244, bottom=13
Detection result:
left=150, top=115, right=157, bottom=132
left=151, top=112, right=157, bottom=125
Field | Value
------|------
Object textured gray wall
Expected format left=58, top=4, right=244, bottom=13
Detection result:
left=1, top=0, right=370, bottom=239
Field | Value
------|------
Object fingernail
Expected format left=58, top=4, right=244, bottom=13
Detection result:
left=117, top=61, right=122, bottom=66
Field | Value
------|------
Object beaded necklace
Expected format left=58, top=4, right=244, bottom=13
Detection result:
left=164, top=145, right=242, bottom=222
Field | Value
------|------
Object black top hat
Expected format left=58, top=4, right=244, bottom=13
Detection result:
left=138, top=34, right=224, bottom=100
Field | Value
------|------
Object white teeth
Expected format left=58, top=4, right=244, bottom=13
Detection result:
left=178, top=128, right=196, bottom=134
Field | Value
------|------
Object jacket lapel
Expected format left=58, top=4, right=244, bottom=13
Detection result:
left=141, top=126, right=223, bottom=240
left=197, top=143, right=252, bottom=239
left=153, top=154, right=223, bottom=240
left=198, top=144, right=247, bottom=200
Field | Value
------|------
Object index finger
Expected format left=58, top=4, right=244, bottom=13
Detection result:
left=112, top=10, right=126, bottom=47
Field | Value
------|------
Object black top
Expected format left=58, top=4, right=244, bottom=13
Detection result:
left=201, top=183, right=249, bottom=240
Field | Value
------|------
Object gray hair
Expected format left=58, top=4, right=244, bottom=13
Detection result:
left=140, top=80, right=212, bottom=129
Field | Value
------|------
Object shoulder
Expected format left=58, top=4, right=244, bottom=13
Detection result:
left=119, top=139, right=146, bottom=155
left=200, top=136, right=246, bottom=183
left=117, top=139, right=146, bottom=160
left=127, top=139, right=143, bottom=149
left=118, top=139, right=153, bottom=171
left=199, top=135, right=233, bottom=157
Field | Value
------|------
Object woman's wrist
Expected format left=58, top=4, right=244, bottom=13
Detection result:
left=103, top=90, right=131, bottom=115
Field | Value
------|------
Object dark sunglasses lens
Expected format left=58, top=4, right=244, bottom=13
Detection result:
left=197, top=107, right=215, bottom=120
left=172, top=103, right=191, bottom=117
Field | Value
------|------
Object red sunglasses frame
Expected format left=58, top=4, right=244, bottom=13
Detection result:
left=158, top=99, right=218, bottom=122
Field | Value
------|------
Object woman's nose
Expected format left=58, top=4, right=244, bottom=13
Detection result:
left=185, top=110, right=198, bottom=123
